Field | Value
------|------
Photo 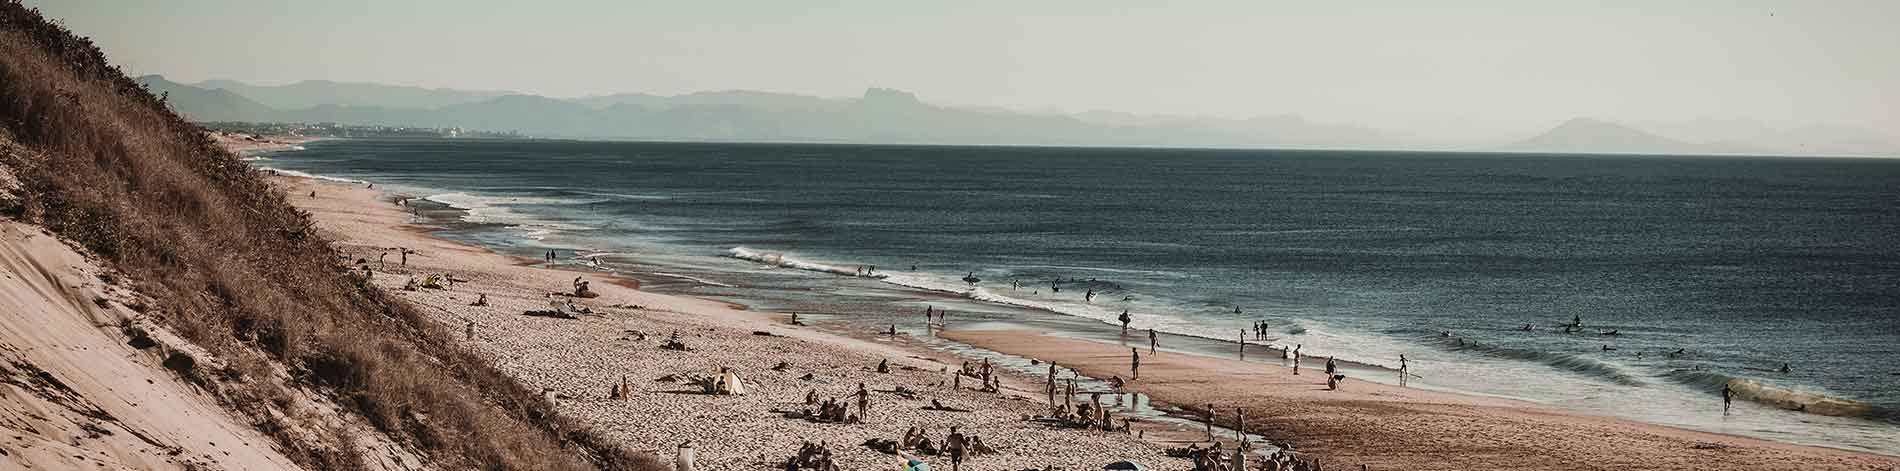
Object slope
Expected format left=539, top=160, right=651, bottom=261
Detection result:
left=0, top=2, right=655, bottom=470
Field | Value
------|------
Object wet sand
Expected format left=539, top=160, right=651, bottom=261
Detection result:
left=941, top=329, right=1900, bottom=470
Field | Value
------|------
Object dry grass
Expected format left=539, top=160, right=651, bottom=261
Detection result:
left=0, top=2, right=658, bottom=470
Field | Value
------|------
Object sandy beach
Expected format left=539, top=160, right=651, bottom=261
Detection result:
left=272, top=172, right=1900, bottom=471
left=276, top=175, right=1205, bottom=470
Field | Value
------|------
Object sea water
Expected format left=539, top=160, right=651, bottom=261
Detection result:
left=256, top=138, right=1900, bottom=454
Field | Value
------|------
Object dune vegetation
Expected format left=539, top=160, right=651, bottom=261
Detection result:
left=0, top=2, right=657, bottom=469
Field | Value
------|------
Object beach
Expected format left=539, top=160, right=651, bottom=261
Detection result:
left=267, top=165, right=1900, bottom=471
left=276, top=175, right=1200, bottom=470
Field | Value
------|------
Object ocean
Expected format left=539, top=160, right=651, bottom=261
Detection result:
left=254, top=138, right=1900, bottom=454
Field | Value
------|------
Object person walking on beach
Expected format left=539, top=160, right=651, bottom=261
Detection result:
left=1325, top=356, right=1337, bottom=376
left=1119, top=310, right=1132, bottom=335
left=1148, top=328, right=1157, bottom=354
left=1722, top=383, right=1734, bottom=413
left=1399, top=354, right=1410, bottom=387
left=856, top=382, right=871, bottom=421
left=945, top=426, right=968, bottom=471
left=1130, top=348, right=1141, bottom=380
left=400, top=248, right=409, bottom=267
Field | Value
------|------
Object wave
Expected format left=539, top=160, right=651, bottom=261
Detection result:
left=1442, top=339, right=1648, bottom=387
left=644, top=272, right=735, bottom=288
left=258, top=167, right=365, bottom=184
left=726, top=247, right=874, bottom=277
left=1660, top=369, right=1883, bottom=419
left=423, top=192, right=597, bottom=228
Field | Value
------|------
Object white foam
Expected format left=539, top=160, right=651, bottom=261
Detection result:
left=259, top=167, right=365, bottom=184
left=645, top=272, right=736, bottom=288
left=422, top=192, right=598, bottom=228
left=726, top=247, right=869, bottom=277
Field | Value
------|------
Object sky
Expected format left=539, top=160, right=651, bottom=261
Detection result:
left=32, top=0, right=1900, bottom=143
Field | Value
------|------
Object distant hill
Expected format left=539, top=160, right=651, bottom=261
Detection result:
left=144, top=79, right=1409, bottom=149
left=135, top=75, right=279, bottom=122
left=193, top=78, right=516, bottom=109
left=1501, top=118, right=1742, bottom=155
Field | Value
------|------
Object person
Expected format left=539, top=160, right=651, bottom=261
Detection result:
left=1779, top=362, right=1792, bottom=374
left=1325, top=356, right=1337, bottom=376
left=1118, top=310, right=1132, bottom=334
left=1130, top=348, right=1141, bottom=380
left=1722, top=382, right=1734, bottom=413
left=1292, top=345, right=1302, bottom=375
left=856, top=382, right=870, bottom=420
left=897, top=449, right=930, bottom=471
left=400, top=248, right=408, bottom=266
left=1233, top=305, right=1242, bottom=314
left=1399, top=354, right=1410, bottom=387
left=378, top=250, right=388, bottom=267
left=945, top=426, right=968, bottom=471
left=1573, top=314, right=1583, bottom=327
left=715, top=367, right=745, bottom=395
left=1148, top=329, right=1158, bottom=354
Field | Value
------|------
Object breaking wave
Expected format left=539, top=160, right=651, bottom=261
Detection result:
left=1660, top=369, right=1883, bottom=418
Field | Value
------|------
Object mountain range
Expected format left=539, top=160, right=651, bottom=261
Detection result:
left=136, top=75, right=1898, bottom=157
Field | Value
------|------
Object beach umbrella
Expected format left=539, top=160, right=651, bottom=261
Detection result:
left=1103, top=460, right=1147, bottom=471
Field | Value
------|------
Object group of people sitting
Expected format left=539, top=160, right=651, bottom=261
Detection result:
left=784, top=390, right=858, bottom=423
left=880, top=426, right=994, bottom=469
left=1040, top=392, right=1131, bottom=433
left=1167, top=443, right=1327, bottom=471
left=954, top=360, right=1002, bottom=393
left=781, top=441, right=840, bottom=471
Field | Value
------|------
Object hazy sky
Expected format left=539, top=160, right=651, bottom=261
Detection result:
left=33, top=0, right=1900, bottom=142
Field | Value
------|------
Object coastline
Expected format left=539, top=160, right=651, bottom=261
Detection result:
left=273, top=174, right=1202, bottom=470
left=273, top=170, right=1900, bottom=470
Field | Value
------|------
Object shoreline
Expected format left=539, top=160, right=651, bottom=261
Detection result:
left=273, top=174, right=1208, bottom=470
left=270, top=169, right=1899, bottom=470
left=943, top=329, right=1899, bottom=470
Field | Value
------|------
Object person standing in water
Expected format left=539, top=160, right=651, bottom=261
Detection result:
left=1130, top=348, right=1141, bottom=380
left=1722, top=383, right=1735, bottom=413
left=1118, top=310, right=1132, bottom=335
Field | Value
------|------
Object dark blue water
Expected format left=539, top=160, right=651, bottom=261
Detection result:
left=256, top=138, right=1900, bottom=453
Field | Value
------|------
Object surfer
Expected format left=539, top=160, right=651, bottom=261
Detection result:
left=1722, top=383, right=1734, bottom=412
left=1118, top=310, right=1132, bottom=334
left=1572, top=314, right=1583, bottom=327
left=1085, top=288, right=1096, bottom=302
left=1233, top=305, right=1242, bottom=314
left=1779, top=362, right=1792, bottom=374
left=1601, top=344, right=1615, bottom=351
